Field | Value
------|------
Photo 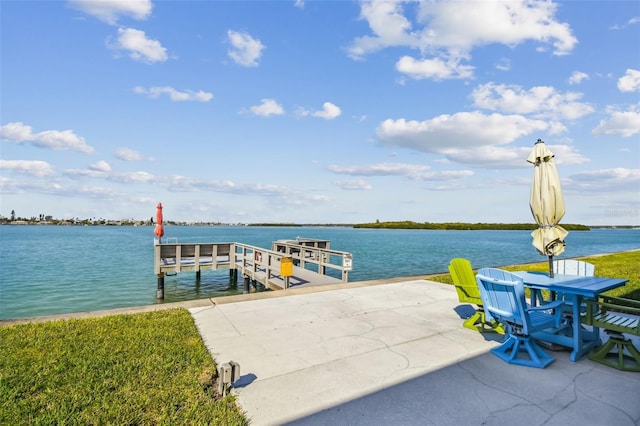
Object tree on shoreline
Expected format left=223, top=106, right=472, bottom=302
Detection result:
left=353, top=221, right=591, bottom=231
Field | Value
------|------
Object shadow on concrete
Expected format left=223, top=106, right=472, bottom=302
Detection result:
left=233, top=373, right=257, bottom=389
left=283, top=350, right=640, bottom=426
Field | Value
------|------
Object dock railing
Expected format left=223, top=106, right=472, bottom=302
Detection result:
left=269, top=240, right=352, bottom=282
left=153, top=240, right=234, bottom=274
left=232, top=243, right=290, bottom=288
left=153, top=238, right=352, bottom=297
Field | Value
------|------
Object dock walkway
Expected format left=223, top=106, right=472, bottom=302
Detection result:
left=153, top=237, right=352, bottom=298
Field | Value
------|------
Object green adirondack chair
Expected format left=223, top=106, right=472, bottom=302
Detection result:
left=584, top=296, right=640, bottom=372
left=449, top=258, right=504, bottom=334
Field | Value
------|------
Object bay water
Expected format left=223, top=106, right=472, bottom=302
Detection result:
left=1, top=225, right=638, bottom=320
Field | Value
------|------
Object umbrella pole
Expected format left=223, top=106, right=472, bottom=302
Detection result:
left=548, top=256, right=554, bottom=278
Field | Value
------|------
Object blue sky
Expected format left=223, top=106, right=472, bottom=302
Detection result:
left=1, top=0, right=639, bottom=225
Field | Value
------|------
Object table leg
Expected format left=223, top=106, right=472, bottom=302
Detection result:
left=566, top=294, right=600, bottom=362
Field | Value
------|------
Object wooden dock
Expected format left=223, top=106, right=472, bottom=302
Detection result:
left=153, top=238, right=352, bottom=298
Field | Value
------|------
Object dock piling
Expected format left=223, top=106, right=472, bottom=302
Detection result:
left=156, top=272, right=165, bottom=299
left=243, top=276, right=250, bottom=294
left=229, top=269, right=238, bottom=287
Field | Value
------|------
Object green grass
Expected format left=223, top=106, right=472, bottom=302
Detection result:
left=429, top=250, right=640, bottom=299
left=0, top=309, right=248, bottom=425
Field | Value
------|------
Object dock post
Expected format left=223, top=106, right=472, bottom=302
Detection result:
left=196, top=270, right=201, bottom=280
left=243, top=276, right=250, bottom=294
left=156, top=272, right=165, bottom=299
left=229, top=269, right=238, bottom=288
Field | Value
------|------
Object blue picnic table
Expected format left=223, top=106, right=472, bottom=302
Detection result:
left=513, top=271, right=628, bottom=362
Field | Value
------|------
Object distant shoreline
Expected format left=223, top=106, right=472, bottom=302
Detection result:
left=1, top=220, right=638, bottom=230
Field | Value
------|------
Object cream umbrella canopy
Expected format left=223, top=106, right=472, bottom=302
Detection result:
left=528, top=139, right=568, bottom=277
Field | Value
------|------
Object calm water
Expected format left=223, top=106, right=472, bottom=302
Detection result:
left=1, top=225, right=638, bottom=320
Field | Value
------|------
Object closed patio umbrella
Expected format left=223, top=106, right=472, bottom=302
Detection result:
left=154, top=203, right=164, bottom=242
left=528, top=139, right=568, bottom=277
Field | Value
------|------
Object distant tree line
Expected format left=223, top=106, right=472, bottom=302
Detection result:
left=353, top=220, right=591, bottom=231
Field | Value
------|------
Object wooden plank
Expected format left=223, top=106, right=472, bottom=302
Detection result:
left=211, top=245, right=218, bottom=270
left=235, top=258, right=342, bottom=290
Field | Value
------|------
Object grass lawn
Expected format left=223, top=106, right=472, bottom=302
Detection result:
left=0, top=309, right=247, bottom=425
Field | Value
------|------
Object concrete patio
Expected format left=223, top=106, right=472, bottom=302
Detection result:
left=190, top=279, right=640, bottom=425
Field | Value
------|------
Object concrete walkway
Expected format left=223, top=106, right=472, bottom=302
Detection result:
left=190, top=279, right=640, bottom=426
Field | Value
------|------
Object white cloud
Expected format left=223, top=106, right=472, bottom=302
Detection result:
left=65, top=161, right=115, bottom=179
left=248, top=183, right=294, bottom=196
left=348, top=0, right=577, bottom=80
left=298, top=102, right=342, bottom=119
left=172, top=179, right=329, bottom=211
left=313, top=102, right=342, bottom=120
left=73, top=185, right=121, bottom=198
left=395, top=56, right=474, bottom=80
left=160, top=175, right=198, bottom=192
left=115, top=148, right=144, bottom=161
left=0, top=122, right=95, bottom=153
left=568, top=168, right=640, bottom=191
left=68, top=0, right=152, bottom=25
left=227, top=30, right=265, bottom=67
left=617, top=69, right=640, bottom=93
left=327, top=162, right=473, bottom=181
left=421, top=170, right=474, bottom=180
left=64, top=168, right=108, bottom=179
left=545, top=144, right=590, bottom=166
left=592, top=108, right=640, bottom=137
left=110, top=27, right=167, bottom=63
left=0, top=178, right=64, bottom=195
left=372, top=112, right=588, bottom=168
left=66, top=164, right=158, bottom=183
left=435, top=142, right=589, bottom=169
left=335, top=179, right=372, bottom=190
left=376, top=112, right=549, bottom=154
left=610, top=16, right=640, bottom=30
left=249, top=98, right=284, bottom=117
left=438, top=145, right=534, bottom=168
left=89, top=160, right=111, bottom=172
left=471, top=83, right=594, bottom=120
left=495, top=58, right=511, bottom=71
left=416, top=0, right=576, bottom=55
left=195, top=179, right=238, bottom=193
left=133, top=86, right=213, bottom=102
left=328, top=162, right=431, bottom=177
left=108, top=171, right=156, bottom=184
left=0, top=159, right=56, bottom=177
left=568, top=71, right=589, bottom=85
left=347, top=1, right=418, bottom=59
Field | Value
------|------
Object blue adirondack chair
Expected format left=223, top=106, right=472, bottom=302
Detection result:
left=476, top=268, right=568, bottom=368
